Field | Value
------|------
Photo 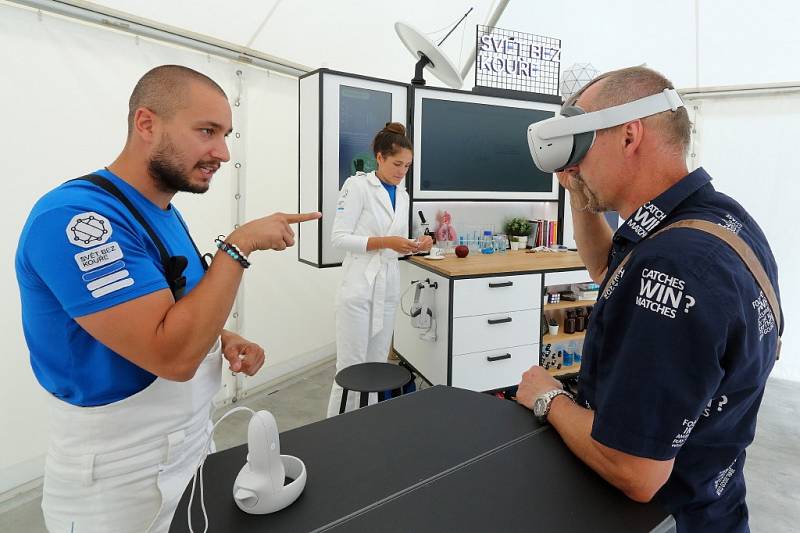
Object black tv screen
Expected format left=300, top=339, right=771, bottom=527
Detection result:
left=419, top=98, right=554, bottom=193
left=339, top=85, right=392, bottom=188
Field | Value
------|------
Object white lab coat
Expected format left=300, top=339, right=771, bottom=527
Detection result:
left=327, top=172, right=409, bottom=417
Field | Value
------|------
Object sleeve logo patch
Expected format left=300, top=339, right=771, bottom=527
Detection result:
left=74, top=241, right=124, bottom=272
left=336, top=187, right=350, bottom=211
left=73, top=242, right=134, bottom=298
left=66, top=212, right=113, bottom=248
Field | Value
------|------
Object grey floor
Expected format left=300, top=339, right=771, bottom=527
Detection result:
left=1, top=362, right=798, bottom=533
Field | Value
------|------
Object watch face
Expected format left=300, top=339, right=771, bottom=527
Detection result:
left=533, top=397, right=546, bottom=417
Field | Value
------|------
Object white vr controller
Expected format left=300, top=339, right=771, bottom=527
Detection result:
left=527, top=88, right=685, bottom=173
left=232, top=410, right=307, bottom=514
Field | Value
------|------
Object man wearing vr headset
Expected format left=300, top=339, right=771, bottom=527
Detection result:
left=517, top=66, right=781, bottom=533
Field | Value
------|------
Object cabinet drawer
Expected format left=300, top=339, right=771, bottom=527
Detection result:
left=452, top=344, right=539, bottom=391
left=452, top=309, right=540, bottom=356
left=453, top=274, right=541, bottom=317
left=544, top=269, right=591, bottom=286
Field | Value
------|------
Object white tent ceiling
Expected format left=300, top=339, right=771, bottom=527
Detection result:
left=73, top=0, right=502, bottom=88
left=18, top=1, right=800, bottom=89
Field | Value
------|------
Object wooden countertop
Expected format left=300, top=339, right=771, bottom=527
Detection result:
left=407, top=250, right=585, bottom=278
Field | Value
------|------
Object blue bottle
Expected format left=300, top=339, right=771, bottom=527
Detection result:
left=567, top=340, right=580, bottom=365
left=481, top=230, right=494, bottom=254
left=562, top=347, right=573, bottom=367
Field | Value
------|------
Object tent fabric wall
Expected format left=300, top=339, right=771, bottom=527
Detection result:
left=686, top=90, right=800, bottom=381
left=0, top=2, right=340, bottom=497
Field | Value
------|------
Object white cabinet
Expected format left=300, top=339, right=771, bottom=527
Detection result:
left=394, top=258, right=588, bottom=392
left=452, top=309, right=540, bottom=356
left=449, top=274, right=540, bottom=390
left=543, top=270, right=593, bottom=286
left=452, top=344, right=540, bottom=392
left=452, top=274, right=542, bottom=318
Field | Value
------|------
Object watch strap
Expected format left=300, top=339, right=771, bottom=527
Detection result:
left=542, top=389, right=574, bottom=417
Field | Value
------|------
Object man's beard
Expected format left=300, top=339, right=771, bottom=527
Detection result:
left=148, top=136, right=211, bottom=194
left=573, top=173, right=608, bottom=213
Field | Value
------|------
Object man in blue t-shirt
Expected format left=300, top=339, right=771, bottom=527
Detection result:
left=15, top=65, right=320, bottom=532
left=516, top=66, right=781, bottom=533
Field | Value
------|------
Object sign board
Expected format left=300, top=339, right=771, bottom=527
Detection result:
left=475, top=25, right=561, bottom=96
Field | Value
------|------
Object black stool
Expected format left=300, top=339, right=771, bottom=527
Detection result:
left=335, top=362, right=413, bottom=414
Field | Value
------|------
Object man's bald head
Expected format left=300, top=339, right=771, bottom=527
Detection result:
left=127, top=65, right=227, bottom=136
left=567, top=66, right=692, bottom=155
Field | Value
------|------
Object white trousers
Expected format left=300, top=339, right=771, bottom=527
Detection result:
left=327, top=262, right=399, bottom=417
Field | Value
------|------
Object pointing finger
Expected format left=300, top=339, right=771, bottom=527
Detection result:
left=285, top=212, right=322, bottom=224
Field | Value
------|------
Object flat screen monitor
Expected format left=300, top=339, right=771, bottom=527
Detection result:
left=412, top=88, right=561, bottom=200
left=338, top=85, right=392, bottom=188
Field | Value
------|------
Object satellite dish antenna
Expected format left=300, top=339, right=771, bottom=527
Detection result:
left=395, top=8, right=472, bottom=89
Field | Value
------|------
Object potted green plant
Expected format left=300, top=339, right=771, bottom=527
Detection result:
left=504, top=217, right=531, bottom=250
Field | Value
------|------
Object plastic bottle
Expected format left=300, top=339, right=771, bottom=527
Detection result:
left=481, top=230, right=494, bottom=254
left=562, top=345, right=573, bottom=367
left=567, top=340, right=579, bottom=366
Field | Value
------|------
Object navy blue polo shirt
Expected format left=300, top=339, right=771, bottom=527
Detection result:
left=578, top=168, right=781, bottom=533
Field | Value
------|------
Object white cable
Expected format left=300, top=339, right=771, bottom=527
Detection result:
left=188, top=406, right=256, bottom=533
left=424, top=11, right=470, bottom=37
left=399, top=281, right=417, bottom=317
left=458, top=13, right=468, bottom=70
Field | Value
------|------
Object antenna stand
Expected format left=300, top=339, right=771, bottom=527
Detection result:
left=412, top=54, right=432, bottom=86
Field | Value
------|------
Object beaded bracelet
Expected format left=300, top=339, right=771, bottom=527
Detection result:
left=215, top=235, right=251, bottom=269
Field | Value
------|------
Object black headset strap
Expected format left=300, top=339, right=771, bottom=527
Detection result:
left=72, top=174, right=208, bottom=272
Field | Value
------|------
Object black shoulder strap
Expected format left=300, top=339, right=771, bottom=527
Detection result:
left=76, top=174, right=172, bottom=267
left=174, top=211, right=211, bottom=273
left=72, top=173, right=206, bottom=300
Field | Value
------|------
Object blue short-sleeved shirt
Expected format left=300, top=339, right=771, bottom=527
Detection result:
left=15, top=169, right=206, bottom=407
left=578, top=168, right=781, bottom=533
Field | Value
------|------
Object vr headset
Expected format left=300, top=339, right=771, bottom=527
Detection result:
left=527, top=88, right=685, bottom=173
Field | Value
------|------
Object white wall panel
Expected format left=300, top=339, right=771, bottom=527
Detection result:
left=687, top=92, right=799, bottom=381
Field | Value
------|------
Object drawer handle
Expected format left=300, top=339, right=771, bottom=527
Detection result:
left=487, top=317, right=512, bottom=325
left=487, top=353, right=512, bottom=362
left=488, top=281, right=513, bottom=288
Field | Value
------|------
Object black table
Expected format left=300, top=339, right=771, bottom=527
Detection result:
left=170, top=386, right=675, bottom=532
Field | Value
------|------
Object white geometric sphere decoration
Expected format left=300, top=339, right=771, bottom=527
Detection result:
left=560, top=62, right=599, bottom=100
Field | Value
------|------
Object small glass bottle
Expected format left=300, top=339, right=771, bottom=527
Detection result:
left=564, top=310, right=576, bottom=334
left=575, top=307, right=586, bottom=332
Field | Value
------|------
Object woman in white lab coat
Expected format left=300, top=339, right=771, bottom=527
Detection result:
left=327, top=123, right=432, bottom=416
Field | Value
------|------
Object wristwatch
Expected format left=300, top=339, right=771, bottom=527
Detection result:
left=533, top=389, right=574, bottom=421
